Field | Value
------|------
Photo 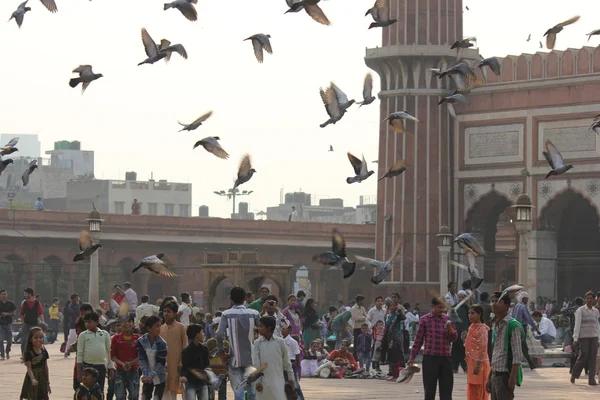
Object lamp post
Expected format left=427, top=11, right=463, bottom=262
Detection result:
left=213, top=188, right=254, bottom=218
left=437, top=225, right=454, bottom=295
left=511, top=194, right=534, bottom=299
left=85, top=204, right=103, bottom=307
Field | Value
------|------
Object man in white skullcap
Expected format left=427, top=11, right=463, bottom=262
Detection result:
left=511, top=291, right=539, bottom=369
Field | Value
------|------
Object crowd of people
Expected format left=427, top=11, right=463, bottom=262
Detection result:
left=0, top=279, right=599, bottom=400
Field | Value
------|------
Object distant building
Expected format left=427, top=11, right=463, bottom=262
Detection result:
left=66, top=174, right=192, bottom=216
left=266, top=191, right=376, bottom=224
left=0, top=134, right=41, bottom=159
left=45, top=140, right=94, bottom=178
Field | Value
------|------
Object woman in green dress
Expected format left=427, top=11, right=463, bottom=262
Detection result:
left=302, top=299, right=322, bottom=347
left=21, top=327, right=50, bottom=400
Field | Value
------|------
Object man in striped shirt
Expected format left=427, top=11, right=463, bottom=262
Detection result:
left=216, top=286, right=260, bottom=400
left=408, top=296, right=458, bottom=400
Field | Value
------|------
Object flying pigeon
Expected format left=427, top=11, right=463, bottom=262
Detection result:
left=437, top=62, right=480, bottom=92
left=438, top=93, right=468, bottom=118
left=0, top=159, right=14, bottom=175
left=365, top=0, right=397, bottom=29
left=474, top=57, right=501, bottom=83
left=312, top=229, right=356, bottom=279
left=454, top=233, right=485, bottom=256
left=357, top=73, right=376, bottom=107
left=587, top=29, right=600, bottom=42
left=526, top=33, right=531, bottom=42
left=382, top=111, right=419, bottom=134
left=319, top=85, right=345, bottom=128
left=590, top=120, right=600, bottom=134
left=235, top=364, right=268, bottom=390
left=0, top=137, right=19, bottom=156
left=543, top=139, right=573, bottom=179
left=38, top=0, right=57, bottom=13
left=73, top=230, right=102, bottom=262
left=330, top=82, right=355, bottom=111
left=378, top=159, right=407, bottom=181
left=448, top=289, right=476, bottom=323
left=497, top=284, right=524, bottom=303
left=193, top=137, right=229, bottom=159
left=284, top=0, right=304, bottom=13
left=191, top=369, right=221, bottom=391
left=450, top=37, right=476, bottom=57
left=164, top=0, right=198, bottom=21
left=293, top=0, right=330, bottom=25
left=9, top=1, right=31, bottom=28
left=355, top=237, right=403, bottom=285
left=450, top=250, right=483, bottom=290
left=244, top=34, right=272, bottom=63
left=544, top=15, right=580, bottom=50
left=132, top=253, right=178, bottom=278
left=69, top=65, right=103, bottom=94
left=346, top=153, right=374, bottom=184
left=234, top=154, right=256, bottom=190
left=21, top=159, right=38, bottom=186
left=179, top=111, right=213, bottom=131
left=138, top=28, right=187, bottom=66
left=328, top=145, right=334, bottom=152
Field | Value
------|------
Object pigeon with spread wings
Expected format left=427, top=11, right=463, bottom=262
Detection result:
left=164, top=0, right=198, bottom=22
left=454, top=233, right=485, bottom=256
left=0, top=137, right=19, bottom=156
left=179, top=111, right=213, bottom=132
left=378, top=160, right=407, bottom=181
left=312, top=229, right=356, bottom=278
left=244, top=34, right=272, bottom=64
left=383, top=111, right=419, bottom=134
left=234, top=154, right=256, bottom=190
left=9, top=1, right=31, bottom=28
left=450, top=37, right=476, bottom=58
left=69, top=65, right=103, bottom=94
left=38, top=0, right=57, bottom=13
left=543, top=139, right=573, bottom=179
left=319, top=85, right=345, bottom=128
left=438, top=93, right=468, bottom=118
left=450, top=250, right=483, bottom=290
left=193, top=137, right=229, bottom=159
left=497, top=284, right=524, bottom=303
left=330, top=82, right=355, bottom=111
left=73, top=230, right=102, bottom=262
left=0, top=159, right=14, bottom=175
left=438, top=62, right=481, bottom=92
left=544, top=15, right=580, bottom=50
left=365, top=0, right=397, bottom=29
left=346, top=153, right=374, bottom=184
left=474, top=57, right=501, bottom=83
left=355, top=237, right=403, bottom=284
left=22, top=159, right=38, bottom=186
left=138, top=28, right=187, bottom=66
left=295, top=0, right=330, bottom=26
left=132, top=253, right=178, bottom=278
left=235, top=364, right=269, bottom=390
left=357, top=73, right=376, bottom=107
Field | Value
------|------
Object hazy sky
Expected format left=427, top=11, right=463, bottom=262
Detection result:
left=0, top=0, right=598, bottom=218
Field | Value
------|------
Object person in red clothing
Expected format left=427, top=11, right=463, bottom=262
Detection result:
left=327, top=340, right=359, bottom=371
left=111, top=316, right=140, bottom=400
left=19, top=288, right=44, bottom=356
left=408, top=296, right=458, bottom=400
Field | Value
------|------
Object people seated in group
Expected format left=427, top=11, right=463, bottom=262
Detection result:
left=532, top=311, right=556, bottom=348
left=301, top=341, right=327, bottom=377
left=327, top=340, right=359, bottom=372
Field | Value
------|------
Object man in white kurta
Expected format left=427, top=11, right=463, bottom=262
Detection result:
left=253, top=317, right=296, bottom=400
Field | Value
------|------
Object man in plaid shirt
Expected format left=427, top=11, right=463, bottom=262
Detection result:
left=408, top=296, right=458, bottom=400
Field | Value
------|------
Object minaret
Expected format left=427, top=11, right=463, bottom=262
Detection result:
left=365, top=0, right=477, bottom=289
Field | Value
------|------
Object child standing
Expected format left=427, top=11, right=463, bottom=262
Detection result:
left=281, top=322, right=305, bottom=400
left=137, top=315, right=168, bottom=400
left=74, top=367, right=104, bottom=400
left=252, top=316, right=296, bottom=400
left=159, top=301, right=187, bottom=400
left=356, top=323, right=373, bottom=372
left=111, top=316, right=140, bottom=400
left=76, top=312, right=114, bottom=393
left=180, top=324, right=210, bottom=399
left=372, top=320, right=385, bottom=372
left=20, top=327, right=50, bottom=400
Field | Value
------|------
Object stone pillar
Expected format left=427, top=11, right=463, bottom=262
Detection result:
left=138, top=272, right=150, bottom=297
left=529, top=230, right=557, bottom=300
left=308, top=269, right=321, bottom=302
left=438, top=245, right=451, bottom=296
left=514, top=221, right=533, bottom=298
left=88, top=249, right=100, bottom=308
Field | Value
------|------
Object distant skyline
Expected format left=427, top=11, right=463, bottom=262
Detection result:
left=0, top=0, right=598, bottom=218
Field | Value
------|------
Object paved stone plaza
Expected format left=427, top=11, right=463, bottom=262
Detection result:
left=2, top=344, right=599, bottom=399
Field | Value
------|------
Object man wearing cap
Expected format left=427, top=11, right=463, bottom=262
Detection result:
left=511, top=292, right=538, bottom=370
left=351, top=295, right=369, bottom=359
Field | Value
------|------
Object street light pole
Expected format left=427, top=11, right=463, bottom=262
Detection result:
left=85, top=203, right=104, bottom=307
left=213, top=188, right=254, bottom=218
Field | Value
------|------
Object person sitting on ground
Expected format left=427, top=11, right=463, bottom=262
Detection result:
left=532, top=311, right=556, bottom=348
left=327, top=340, right=358, bottom=372
left=301, top=341, right=326, bottom=377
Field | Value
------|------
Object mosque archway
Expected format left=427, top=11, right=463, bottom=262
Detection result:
left=43, top=255, right=65, bottom=300
left=539, top=189, right=600, bottom=298
left=463, top=189, right=516, bottom=292
left=1, top=254, right=26, bottom=297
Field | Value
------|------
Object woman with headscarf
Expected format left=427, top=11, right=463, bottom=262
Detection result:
left=465, top=305, right=490, bottom=400
left=380, top=303, right=406, bottom=379
left=302, top=299, right=321, bottom=347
